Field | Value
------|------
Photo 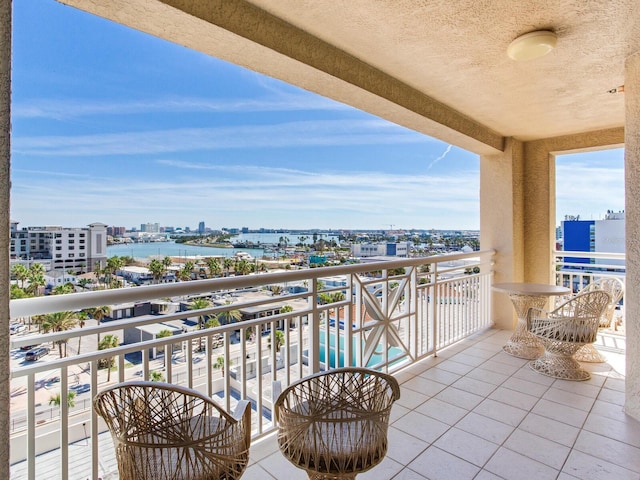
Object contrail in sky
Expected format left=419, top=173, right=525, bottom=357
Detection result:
left=427, top=144, right=453, bottom=170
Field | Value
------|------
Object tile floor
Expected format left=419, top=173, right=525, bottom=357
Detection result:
left=243, top=328, right=639, bottom=480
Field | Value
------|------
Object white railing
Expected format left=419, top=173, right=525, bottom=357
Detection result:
left=9, top=250, right=495, bottom=480
left=553, top=250, right=626, bottom=329
left=553, top=250, right=625, bottom=291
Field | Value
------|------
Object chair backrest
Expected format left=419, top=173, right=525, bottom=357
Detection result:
left=94, top=381, right=250, bottom=480
left=553, top=290, right=611, bottom=319
left=579, top=278, right=624, bottom=326
left=274, top=367, right=400, bottom=421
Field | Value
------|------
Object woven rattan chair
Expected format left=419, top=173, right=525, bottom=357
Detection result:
left=93, top=381, right=251, bottom=480
left=274, top=367, right=400, bottom=480
left=572, top=278, right=624, bottom=362
left=527, top=290, right=610, bottom=381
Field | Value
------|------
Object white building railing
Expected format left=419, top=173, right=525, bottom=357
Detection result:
left=553, top=250, right=625, bottom=291
left=9, top=250, right=495, bottom=480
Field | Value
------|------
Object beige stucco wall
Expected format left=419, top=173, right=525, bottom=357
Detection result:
left=0, top=1, right=10, bottom=476
left=625, top=51, right=640, bottom=420
left=480, top=138, right=524, bottom=329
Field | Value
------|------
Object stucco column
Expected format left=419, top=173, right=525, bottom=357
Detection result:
left=480, top=138, right=525, bottom=329
left=522, top=141, right=556, bottom=285
left=0, top=0, right=10, bottom=476
left=625, top=51, right=640, bottom=420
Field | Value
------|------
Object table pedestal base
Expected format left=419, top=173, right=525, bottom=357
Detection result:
left=503, top=323, right=544, bottom=359
left=502, top=293, right=550, bottom=359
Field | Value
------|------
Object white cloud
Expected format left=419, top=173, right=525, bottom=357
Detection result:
left=11, top=163, right=479, bottom=229
left=11, top=95, right=349, bottom=119
left=12, top=119, right=432, bottom=156
left=556, top=162, right=624, bottom=222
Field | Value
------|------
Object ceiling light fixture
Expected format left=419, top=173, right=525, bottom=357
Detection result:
left=507, top=30, right=557, bottom=61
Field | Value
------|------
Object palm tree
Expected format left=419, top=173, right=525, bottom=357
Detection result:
left=268, top=330, right=285, bottom=353
left=215, top=304, right=242, bottom=325
left=223, top=257, right=234, bottom=276
left=49, top=390, right=76, bottom=408
left=189, top=298, right=211, bottom=350
left=85, top=305, right=111, bottom=342
left=27, top=263, right=46, bottom=296
left=51, top=283, right=74, bottom=295
left=148, top=258, right=165, bottom=284
left=162, top=256, right=172, bottom=270
left=213, top=356, right=231, bottom=376
left=206, top=257, right=222, bottom=278
left=41, top=311, right=78, bottom=357
left=179, top=260, right=195, bottom=281
left=149, top=370, right=165, bottom=382
left=105, top=256, right=124, bottom=287
left=75, top=311, right=88, bottom=354
left=11, top=264, right=29, bottom=288
left=156, top=328, right=174, bottom=366
left=98, top=334, right=120, bottom=382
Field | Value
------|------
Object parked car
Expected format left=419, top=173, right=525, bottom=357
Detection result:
left=9, top=323, right=26, bottom=335
left=20, top=344, right=40, bottom=351
left=25, top=347, right=49, bottom=361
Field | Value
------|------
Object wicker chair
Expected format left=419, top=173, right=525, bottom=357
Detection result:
left=527, top=290, right=610, bottom=381
left=93, top=381, right=251, bottom=480
left=572, top=278, right=624, bottom=362
left=274, top=367, right=400, bottom=480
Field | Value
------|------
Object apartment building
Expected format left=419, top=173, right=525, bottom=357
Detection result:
left=10, top=221, right=108, bottom=273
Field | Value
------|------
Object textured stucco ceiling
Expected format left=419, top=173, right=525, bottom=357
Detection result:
left=57, top=0, right=639, bottom=154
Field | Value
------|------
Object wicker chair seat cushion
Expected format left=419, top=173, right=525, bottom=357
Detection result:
left=279, top=415, right=387, bottom=473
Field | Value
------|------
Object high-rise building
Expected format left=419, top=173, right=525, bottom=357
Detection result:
left=10, top=221, right=108, bottom=273
left=198, top=221, right=205, bottom=234
left=561, top=210, right=625, bottom=267
left=140, top=222, right=160, bottom=233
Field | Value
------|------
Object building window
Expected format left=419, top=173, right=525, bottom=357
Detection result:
left=69, top=254, right=74, bottom=258
left=55, top=254, right=62, bottom=258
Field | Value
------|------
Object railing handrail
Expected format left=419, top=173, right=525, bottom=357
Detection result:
left=553, top=250, right=625, bottom=261
left=10, top=250, right=495, bottom=318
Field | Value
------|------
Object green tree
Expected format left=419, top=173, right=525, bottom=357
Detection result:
left=156, top=328, right=174, bottom=366
left=189, top=298, right=211, bottom=351
left=213, top=356, right=231, bottom=376
left=148, top=258, right=165, bottom=284
left=10, top=284, right=28, bottom=299
left=27, top=263, right=46, bottom=296
left=179, top=260, right=195, bottom=281
left=98, top=334, right=120, bottom=382
left=223, top=257, right=234, bottom=276
left=51, top=283, right=74, bottom=295
left=206, top=257, right=222, bottom=278
left=162, top=256, right=172, bottom=270
left=11, top=264, right=29, bottom=288
left=41, top=311, right=78, bottom=357
left=149, top=370, right=165, bottom=382
left=215, top=304, right=242, bottom=325
left=49, top=390, right=76, bottom=408
left=268, top=330, right=285, bottom=353
left=76, top=311, right=88, bottom=354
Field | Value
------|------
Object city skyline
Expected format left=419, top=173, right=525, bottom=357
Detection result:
left=10, top=1, right=625, bottom=231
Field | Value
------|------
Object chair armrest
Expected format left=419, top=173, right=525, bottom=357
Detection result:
left=526, top=307, right=548, bottom=331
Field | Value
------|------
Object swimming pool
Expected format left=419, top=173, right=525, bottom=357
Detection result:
left=318, top=330, right=405, bottom=368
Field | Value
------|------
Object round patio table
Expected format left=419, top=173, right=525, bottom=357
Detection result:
left=493, top=282, right=570, bottom=359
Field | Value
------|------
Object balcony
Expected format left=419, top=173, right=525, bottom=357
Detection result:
left=8, top=250, right=636, bottom=479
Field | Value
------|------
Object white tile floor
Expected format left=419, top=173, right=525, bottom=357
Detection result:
left=245, top=328, right=639, bottom=480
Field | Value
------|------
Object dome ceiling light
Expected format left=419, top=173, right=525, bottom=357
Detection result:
left=507, top=30, right=557, bottom=61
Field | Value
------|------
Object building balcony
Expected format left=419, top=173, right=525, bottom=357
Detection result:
left=8, top=250, right=635, bottom=479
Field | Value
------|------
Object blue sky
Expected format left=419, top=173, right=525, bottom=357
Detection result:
left=10, top=1, right=624, bottom=231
